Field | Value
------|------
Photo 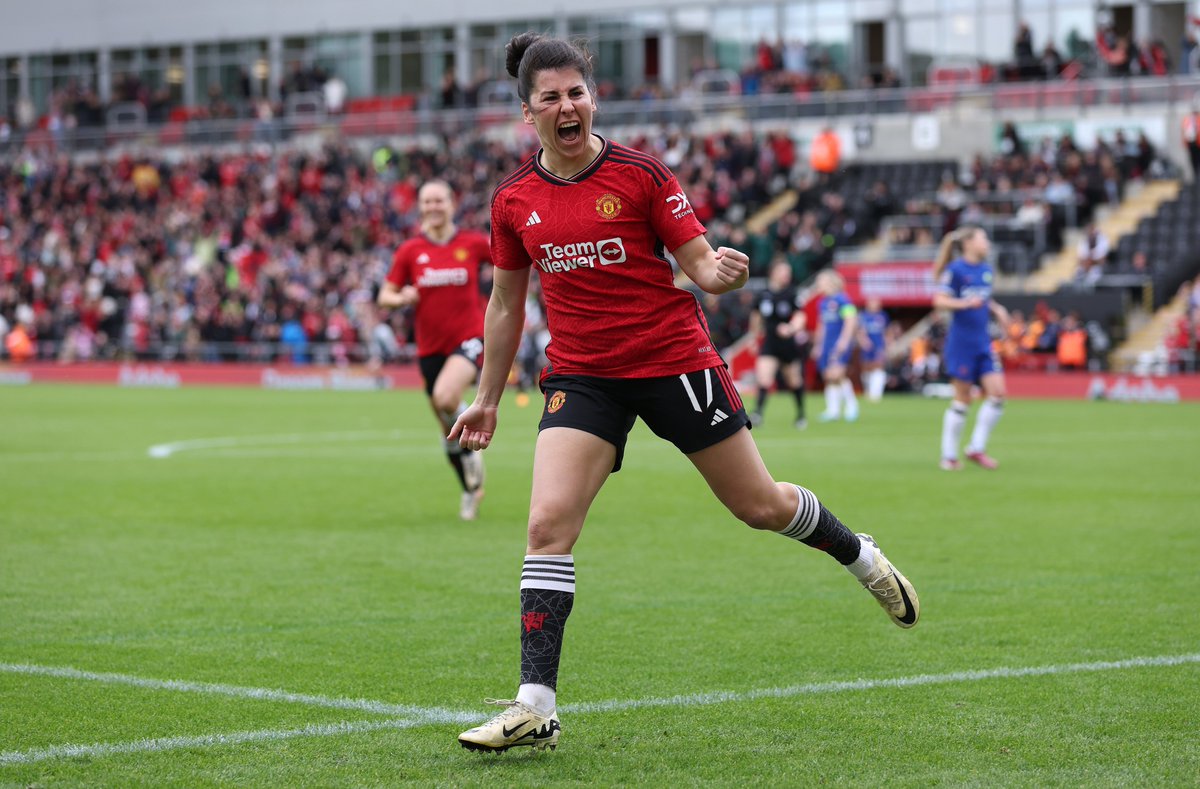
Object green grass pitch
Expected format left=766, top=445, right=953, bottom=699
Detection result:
left=1, top=383, right=1198, bottom=787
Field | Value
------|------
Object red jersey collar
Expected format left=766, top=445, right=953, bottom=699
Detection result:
left=533, top=136, right=612, bottom=186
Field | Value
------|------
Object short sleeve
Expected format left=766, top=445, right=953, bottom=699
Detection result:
left=649, top=173, right=707, bottom=253
left=936, top=265, right=957, bottom=295
left=471, top=231, right=492, bottom=266
left=385, top=245, right=410, bottom=288
left=489, top=193, right=531, bottom=271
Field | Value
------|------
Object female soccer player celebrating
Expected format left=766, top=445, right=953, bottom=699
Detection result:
left=379, top=180, right=489, bottom=519
left=450, top=32, right=919, bottom=754
left=932, top=225, right=1011, bottom=470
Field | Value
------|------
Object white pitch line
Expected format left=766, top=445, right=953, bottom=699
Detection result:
left=561, top=652, right=1200, bottom=714
left=2, top=653, right=1197, bottom=767
left=146, top=429, right=412, bottom=459
left=0, top=718, right=419, bottom=766
left=0, top=663, right=474, bottom=723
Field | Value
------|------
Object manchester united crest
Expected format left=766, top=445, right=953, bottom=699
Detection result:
left=595, top=193, right=622, bottom=220
left=454, top=247, right=469, bottom=261
left=547, top=390, right=567, bottom=413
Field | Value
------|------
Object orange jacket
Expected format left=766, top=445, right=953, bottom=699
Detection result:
left=1057, top=328, right=1087, bottom=367
left=5, top=325, right=34, bottom=362
left=810, top=131, right=841, bottom=174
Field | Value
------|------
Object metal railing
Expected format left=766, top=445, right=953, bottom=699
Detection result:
left=23, top=338, right=416, bottom=367
left=2, top=74, right=1198, bottom=158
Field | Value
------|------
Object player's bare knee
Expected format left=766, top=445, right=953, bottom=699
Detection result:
left=526, top=514, right=576, bottom=553
left=731, top=501, right=781, bottom=531
left=431, top=390, right=459, bottom=416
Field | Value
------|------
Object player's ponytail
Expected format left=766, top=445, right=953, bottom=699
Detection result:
left=933, top=225, right=979, bottom=279
left=505, top=32, right=595, bottom=102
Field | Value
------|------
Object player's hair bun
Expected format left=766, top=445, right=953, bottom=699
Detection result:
left=505, top=32, right=543, bottom=79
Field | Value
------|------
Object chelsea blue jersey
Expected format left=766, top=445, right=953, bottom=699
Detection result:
left=819, top=293, right=857, bottom=352
left=861, top=309, right=888, bottom=349
left=938, top=258, right=993, bottom=347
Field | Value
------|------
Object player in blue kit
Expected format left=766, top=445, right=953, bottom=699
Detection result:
left=812, top=270, right=859, bottom=422
left=932, top=226, right=1011, bottom=470
left=858, top=297, right=889, bottom=402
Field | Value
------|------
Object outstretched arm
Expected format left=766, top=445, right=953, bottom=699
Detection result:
left=448, top=266, right=530, bottom=451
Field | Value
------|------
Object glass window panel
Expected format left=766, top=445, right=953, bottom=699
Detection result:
left=853, top=0, right=892, bottom=20
left=979, top=11, right=1015, bottom=63
left=673, top=8, right=711, bottom=34
left=784, top=3, right=811, bottom=39
left=631, top=11, right=667, bottom=29
left=1055, top=5, right=1094, bottom=57
left=902, top=0, right=938, bottom=12
left=400, top=51, right=422, bottom=92
left=374, top=53, right=393, bottom=94
left=815, top=0, right=848, bottom=21
left=1021, top=10, right=1052, bottom=54
left=905, top=16, right=938, bottom=84
left=943, top=12, right=976, bottom=58
left=597, top=37, right=625, bottom=82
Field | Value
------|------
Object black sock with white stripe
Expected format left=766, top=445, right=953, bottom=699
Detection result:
left=518, top=555, right=575, bottom=698
left=777, top=485, right=863, bottom=565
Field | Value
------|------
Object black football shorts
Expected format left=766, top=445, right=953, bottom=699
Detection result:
left=538, top=366, right=750, bottom=472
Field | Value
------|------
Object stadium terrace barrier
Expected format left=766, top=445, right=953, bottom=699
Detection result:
left=5, top=75, right=1199, bottom=156
left=0, top=361, right=421, bottom=390
left=835, top=261, right=937, bottom=307
left=1004, top=371, right=1200, bottom=402
left=5, top=361, right=1198, bottom=402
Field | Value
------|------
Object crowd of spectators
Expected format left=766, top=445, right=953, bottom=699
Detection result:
left=0, top=127, right=795, bottom=365
left=1165, top=276, right=1200, bottom=371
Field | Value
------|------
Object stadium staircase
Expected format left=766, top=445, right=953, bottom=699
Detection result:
left=1108, top=287, right=1191, bottom=371
left=744, top=190, right=797, bottom=235
left=1019, top=180, right=1181, bottom=294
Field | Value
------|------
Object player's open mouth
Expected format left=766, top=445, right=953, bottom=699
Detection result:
left=557, top=121, right=581, bottom=143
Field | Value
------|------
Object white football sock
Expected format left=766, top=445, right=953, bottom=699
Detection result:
left=823, top=382, right=842, bottom=416
left=846, top=536, right=878, bottom=581
left=942, top=400, right=969, bottom=460
left=840, top=379, right=858, bottom=413
left=516, top=683, right=556, bottom=715
left=967, top=398, right=1004, bottom=454
left=868, top=369, right=887, bottom=400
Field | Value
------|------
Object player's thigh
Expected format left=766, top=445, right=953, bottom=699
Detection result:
left=686, top=428, right=787, bottom=527
left=755, top=353, right=780, bottom=386
left=979, top=370, right=1006, bottom=399
left=951, top=378, right=975, bottom=403
left=431, top=352, right=478, bottom=412
left=780, top=359, right=802, bottom=388
left=823, top=362, right=846, bottom=382
left=528, top=427, right=616, bottom=553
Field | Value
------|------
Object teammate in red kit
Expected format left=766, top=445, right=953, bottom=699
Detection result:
left=450, top=32, right=920, bottom=753
left=379, top=180, right=489, bottom=520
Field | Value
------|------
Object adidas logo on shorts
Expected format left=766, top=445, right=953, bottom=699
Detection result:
left=710, top=408, right=729, bottom=426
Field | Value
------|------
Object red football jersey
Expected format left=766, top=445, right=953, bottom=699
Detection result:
left=490, top=137, right=724, bottom=378
left=385, top=230, right=489, bottom=357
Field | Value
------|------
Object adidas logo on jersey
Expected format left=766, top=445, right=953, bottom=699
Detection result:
left=525, top=211, right=542, bottom=227
left=710, top=409, right=729, bottom=426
